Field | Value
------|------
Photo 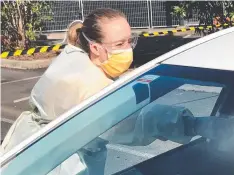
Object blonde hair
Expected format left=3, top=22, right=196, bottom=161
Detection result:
left=66, top=20, right=83, bottom=46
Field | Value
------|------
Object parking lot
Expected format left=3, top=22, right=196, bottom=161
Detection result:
left=1, top=68, right=45, bottom=138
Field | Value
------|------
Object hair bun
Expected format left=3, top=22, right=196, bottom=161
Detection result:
left=76, top=27, right=82, bottom=33
left=67, top=20, right=83, bottom=46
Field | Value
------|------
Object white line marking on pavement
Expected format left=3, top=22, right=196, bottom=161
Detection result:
left=13, top=96, right=30, bottom=103
left=1, top=118, right=14, bottom=124
left=183, top=34, right=192, bottom=38
left=178, top=84, right=222, bottom=93
left=1, top=76, right=41, bottom=85
left=107, top=144, right=155, bottom=159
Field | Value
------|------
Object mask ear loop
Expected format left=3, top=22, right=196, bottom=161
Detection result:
left=82, top=31, right=106, bottom=51
left=82, top=32, right=111, bottom=61
left=81, top=31, right=93, bottom=44
left=131, top=33, right=139, bottom=49
left=59, top=20, right=84, bottom=45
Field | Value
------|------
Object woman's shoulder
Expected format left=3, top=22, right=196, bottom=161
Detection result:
left=57, top=44, right=88, bottom=60
left=46, top=45, right=90, bottom=73
left=63, top=44, right=86, bottom=54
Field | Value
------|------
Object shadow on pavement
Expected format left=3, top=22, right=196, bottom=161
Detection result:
left=132, top=35, right=200, bottom=67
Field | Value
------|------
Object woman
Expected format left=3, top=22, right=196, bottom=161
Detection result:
left=30, top=8, right=137, bottom=123
left=1, top=8, right=194, bottom=175
left=1, top=8, right=138, bottom=175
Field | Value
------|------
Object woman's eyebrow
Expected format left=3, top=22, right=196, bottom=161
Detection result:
left=105, top=36, right=131, bottom=44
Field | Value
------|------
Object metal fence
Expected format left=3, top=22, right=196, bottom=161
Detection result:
left=42, top=1, right=83, bottom=31
left=150, top=1, right=167, bottom=27
left=83, top=0, right=150, bottom=28
left=42, top=0, right=199, bottom=32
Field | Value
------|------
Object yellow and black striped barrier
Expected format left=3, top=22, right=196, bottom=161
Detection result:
left=1, top=23, right=233, bottom=58
left=139, top=23, right=234, bottom=37
left=1, top=44, right=65, bottom=59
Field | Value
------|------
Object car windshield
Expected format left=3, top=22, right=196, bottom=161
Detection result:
left=49, top=68, right=225, bottom=175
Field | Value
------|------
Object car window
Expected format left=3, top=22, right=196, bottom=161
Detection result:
left=2, top=65, right=228, bottom=175
left=72, top=75, right=224, bottom=175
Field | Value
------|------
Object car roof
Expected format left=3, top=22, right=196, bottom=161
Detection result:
left=160, top=26, right=234, bottom=71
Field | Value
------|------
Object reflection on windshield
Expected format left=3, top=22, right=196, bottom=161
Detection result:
left=61, top=76, right=224, bottom=175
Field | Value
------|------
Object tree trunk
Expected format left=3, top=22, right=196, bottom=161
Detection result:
left=16, top=1, right=27, bottom=49
left=179, top=17, right=185, bottom=26
left=18, top=18, right=26, bottom=49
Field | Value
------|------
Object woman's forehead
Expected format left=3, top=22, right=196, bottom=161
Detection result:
left=100, top=17, right=131, bottom=43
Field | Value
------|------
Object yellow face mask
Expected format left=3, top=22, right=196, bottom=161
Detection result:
left=100, top=48, right=133, bottom=78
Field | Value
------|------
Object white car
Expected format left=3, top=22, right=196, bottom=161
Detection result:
left=1, top=27, right=234, bottom=175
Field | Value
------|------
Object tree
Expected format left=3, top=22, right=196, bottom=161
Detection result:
left=170, top=1, right=234, bottom=35
left=171, top=5, right=186, bottom=25
left=1, top=0, right=53, bottom=51
left=171, top=1, right=234, bottom=25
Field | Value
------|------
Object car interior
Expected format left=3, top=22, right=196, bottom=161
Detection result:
left=115, top=83, right=234, bottom=175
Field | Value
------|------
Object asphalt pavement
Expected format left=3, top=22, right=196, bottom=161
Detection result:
left=1, top=68, right=46, bottom=139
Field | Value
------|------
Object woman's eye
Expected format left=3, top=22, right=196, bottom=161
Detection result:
left=116, top=42, right=124, bottom=47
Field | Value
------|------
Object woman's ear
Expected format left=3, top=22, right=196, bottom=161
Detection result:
left=89, top=42, right=101, bottom=56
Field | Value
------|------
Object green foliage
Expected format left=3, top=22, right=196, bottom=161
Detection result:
left=171, top=1, right=234, bottom=24
left=1, top=0, right=53, bottom=51
left=170, top=1, right=234, bottom=35
left=230, top=12, right=234, bottom=20
left=171, top=6, right=186, bottom=20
